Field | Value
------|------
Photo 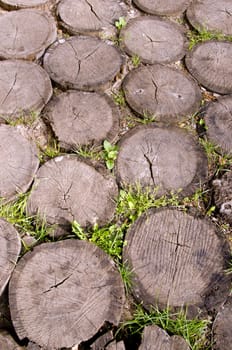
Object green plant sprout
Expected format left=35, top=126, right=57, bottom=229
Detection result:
left=39, top=139, right=62, bottom=163
left=131, top=54, right=141, bottom=67
left=4, top=110, right=39, bottom=127
left=119, top=304, right=211, bottom=350
left=112, top=90, right=126, bottom=107
left=103, top=140, right=118, bottom=170
left=188, top=27, right=232, bottom=50
left=115, top=17, right=127, bottom=30
left=118, top=261, right=134, bottom=294
left=74, top=144, right=102, bottom=161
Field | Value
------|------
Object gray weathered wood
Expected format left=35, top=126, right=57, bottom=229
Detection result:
left=57, top=0, right=126, bottom=35
left=187, top=0, right=232, bottom=36
left=204, top=95, right=232, bottom=155
left=0, top=219, right=21, bottom=296
left=213, top=169, right=232, bottom=226
left=27, top=155, right=118, bottom=231
left=132, top=0, right=192, bottom=16
left=171, top=336, right=190, bottom=350
left=115, top=124, right=207, bottom=197
left=0, top=9, right=56, bottom=60
left=91, top=330, right=114, bottom=350
left=0, top=331, right=23, bottom=349
left=106, top=340, right=126, bottom=350
left=120, top=16, right=187, bottom=64
left=123, top=208, right=231, bottom=315
left=0, top=125, right=39, bottom=201
left=122, top=64, right=201, bottom=122
left=0, top=0, right=50, bottom=9
left=43, top=36, right=123, bottom=91
left=9, top=240, right=125, bottom=348
left=213, top=296, right=232, bottom=350
left=0, top=60, right=53, bottom=120
left=43, top=90, right=120, bottom=150
left=185, top=41, right=232, bottom=94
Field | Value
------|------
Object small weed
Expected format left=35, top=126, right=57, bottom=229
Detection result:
left=188, top=27, right=232, bottom=49
left=119, top=304, right=210, bottom=350
left=4, top=110, right=39, bottom=127
left=112, top=90, right=126, bottom=107
left=131, top=54, right=141, bottom=67
left=74, top=144, right=102, bottom=162
left=124, top=114, right=156, bottom=128
left=39, top=139, right=62, bottom=163
left=103, top=140, right=118, bottom=170
left=118, top=261, right=134, bottom=294
left=115, top=17, right=127, bottom=30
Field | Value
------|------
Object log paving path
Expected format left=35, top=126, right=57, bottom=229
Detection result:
left=0, top=0, right=232, bottom=349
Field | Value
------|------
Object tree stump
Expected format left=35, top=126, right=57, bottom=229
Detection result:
left=139, top=325, right=190, bottom=350
left=57, top=0, right=126, bottom=35
left=132, top=0, right=192, bottom=16
left=122, top=65, right=201, bottom=122
left=204, top=95, right=232, bottom=155
left=186, top=0, right=232, bottom=36
left=185, top=41, right=232, bottom=94
left=0, top=219, right=21, bottom=296
left=91, top=330, right=114, bottom=350
left=43, top=36, right=123, bottom=91
left=43, top=90, right=119, bottom=150
left=9, top=240, right=125, bottom=348
left=0, top=125, right=39, bottom=201
left=0, top=0, right=50, bottom=9
left=0, top=9, right=56, bottom=60
left=115, top=124, right=207, bottom=197
left=213, top=169, right=232, bottom=226
left=212, top=296, right=232, bottom=350
left=123, top=208, right=231, bottom=315
left=0, top=331, right=23, bottom=350
left=120, top=16, right=187, bottom=64
left=0, top=60, right=53, bottom=120
left=27, top=155, right=118, bottom=233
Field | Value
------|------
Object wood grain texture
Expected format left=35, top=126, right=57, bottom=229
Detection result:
left=0, top=331, right=23, bottom=349
left=122, top=64, right=201, bottom=121
left=43, top=36, right=123, bottom=91
left=213, top=169, right=232, bottom=226
left=106, top=340, right=126, bottom=350
left=132, top=0, right=192, bottom=16
left=43, top=90, right=119, bottom=150
left=120, top=16, right=187, bottom=64
left=204, top=95, right=232, bottom=155
left=9, top=240, right=125, bottom=348
left=0, top=60, right=53, bottom=119
left=57, top=0, right=126, bottom=35
left=0, top=9, right=56, bottom=60
left=185, top=41, right=232, bottom=94
left=0, top=219, right=21, bottom=296
left=0, top=125, right=39, bottom=201
left=27, top=155, right=118, bottom=231
left=123, top=208, right=231, bottom=314
left=115, top=124, right=207, bottom=197
left=187, top=0, right=232, bottom=36
left=91, top=330, right=114, bottom=350
left=213, top=297, right=232, bottom=350
left=0, top=0, right=49, bottom=9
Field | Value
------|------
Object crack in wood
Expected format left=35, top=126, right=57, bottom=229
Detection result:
left=43, top=273, right=73, bottom=293
left=85, top=0, right=102, bottom=22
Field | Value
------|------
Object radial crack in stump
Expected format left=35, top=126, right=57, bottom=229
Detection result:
left=0, top=0, right=50, bottom=9
left=115, top=124, right=207, bottom=197
left=43, top=90, right=120, bottom=150
left=212, top=296, right=232, bottom=350
left=27, top=155, right=118, bottom=236
left=132, top=0, right=192, bottom=16
left=9, top=240, right=125, bottom=348
left=57, top=0, right=126, bottom=35
left=139, top=325, right=190, bottom=350
left=0, top=60, right=53, bottom=120
left=0, top=9, right=56, bottom=60
left=0, top=219, right=21, bottom=297
left=204, top=95, right=232, bottom=155
left=185, top=41, right=232, bottom=94
left=43, top=36, right=123, bottom=91
left=0, top=125, right=39, bottom=201
left=187, top=0, right=232, bottom=36
left=120, top=16, right=188, bottom=64
left=123, top=208, right=231, bottom=315
left=122, top=64, right=201, bottom=122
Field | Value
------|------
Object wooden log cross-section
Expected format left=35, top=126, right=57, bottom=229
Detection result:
left=132, top=0, right=192, bottom=16
left=115, top=124, right=207, bottom=197
left=120, top=16, right=187, bottom=65
left=213, top=297, right=232, bottom=350
left=0, top=0, right=50, bottom=9
left=43, top=90, right=120, bottom=150
left=57, top=0, right=126, bottom=35
left=0, top=125, right=39, bottom=201
left=123, top=208, right=231, bottom=316
left=43, top=36, right=123, bottom=91
left=122, top=64, right=201, bottom=122
left=0, top=9, right=57, bottom=60
left=9, top=240, right=125, bottom=349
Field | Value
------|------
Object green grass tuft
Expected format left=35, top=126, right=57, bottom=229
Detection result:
left=188, top=27, right=232, bottom=50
